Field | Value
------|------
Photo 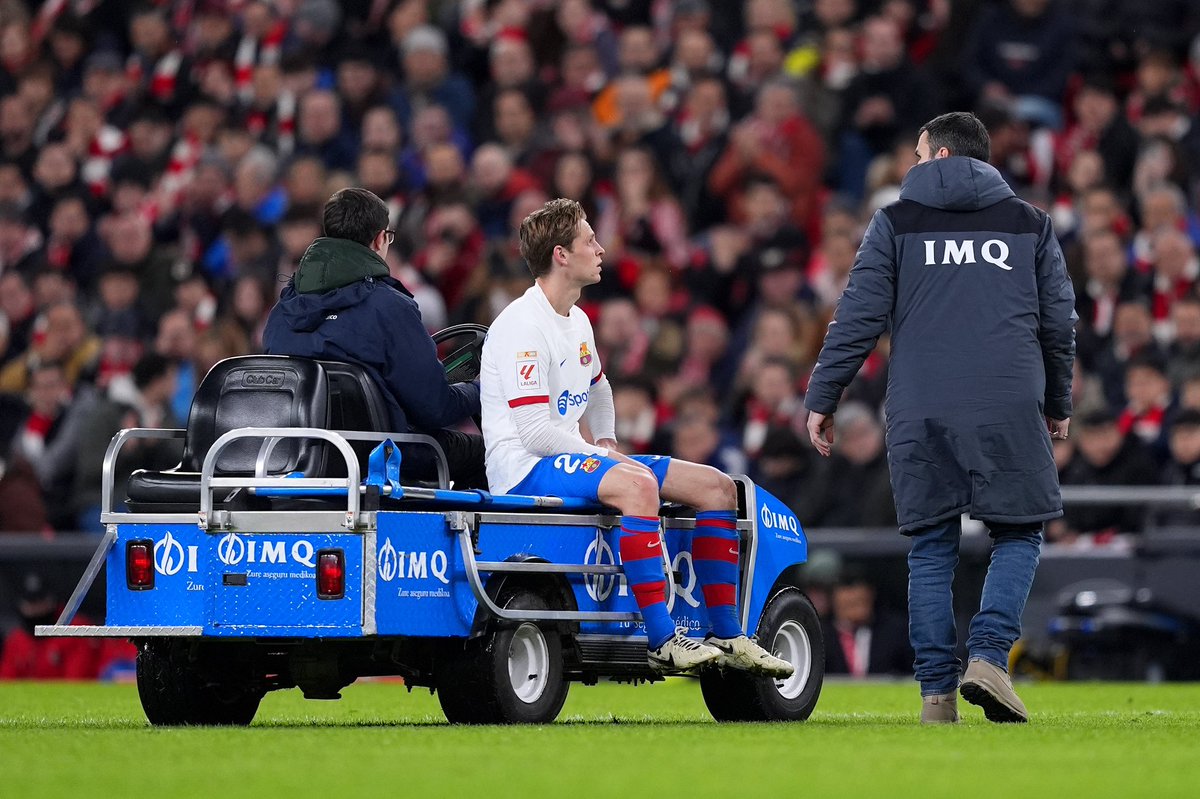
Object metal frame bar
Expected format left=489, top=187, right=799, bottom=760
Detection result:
left=1058, top=486, right=1200, bottom=506
left=362, top=530, right=377, bottom=636
left=199, top=428, right=363, bottom=529
left=47, top=526, right=117, bottom=629
left=35, top=625, right=202, bottom=638
left=251, top=430, right=452, bottom=490
left=736, top=476, right=759, bottom=634
left=476, top=561, right=624, bottom=575
left=473, top=511, right=752, bottom=530
left=453, top=517, right=641, bottom=622
left=101, top=428, right=186, bottom=515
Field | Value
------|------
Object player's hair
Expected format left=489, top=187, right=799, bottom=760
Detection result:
left=919, top=111, right=991, bottom=162
left=519, top=198, right=586, bottom=279
left=322, top=187, right=389, bottom=247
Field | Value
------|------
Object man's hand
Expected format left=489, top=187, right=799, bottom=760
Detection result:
left=807, top=411, right=835, bottom=457
left=1047, top=417, right=1070, bottom=440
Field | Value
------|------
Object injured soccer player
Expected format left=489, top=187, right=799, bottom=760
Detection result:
left=479, top=198, right=793, bottom=677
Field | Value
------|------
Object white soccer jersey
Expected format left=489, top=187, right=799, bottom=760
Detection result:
left=481, top=284, right=604, bottom=493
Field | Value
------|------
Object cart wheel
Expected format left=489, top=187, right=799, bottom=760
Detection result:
left=436, top=586, right=569, bottom=724
left=699, top=587, right=824, bottom=722
left=136, top=640, right=263, bottom=726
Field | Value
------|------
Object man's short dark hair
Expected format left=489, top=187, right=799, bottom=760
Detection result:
left=322, top=188, right=389, bottom=247
left=919, top=112, right=991, bottom=161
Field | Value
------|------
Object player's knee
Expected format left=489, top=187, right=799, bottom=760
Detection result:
left=600, top=464, right=660, bottom=514
left=691, top=466, right=736, bottom=511
left=712, top=470, right=737, bottom=508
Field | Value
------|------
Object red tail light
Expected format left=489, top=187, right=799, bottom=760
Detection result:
left=317, top=549, right=344, bottom=599
left=127, top=540, right=155, bottom=590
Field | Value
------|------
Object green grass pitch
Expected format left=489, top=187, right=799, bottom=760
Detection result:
left=2, top=679, right=1198, bottom=798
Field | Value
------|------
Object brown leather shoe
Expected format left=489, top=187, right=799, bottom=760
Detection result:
left=920, top=692, right=959, bottom=724
left=960, top=658, right=1028, bottom=723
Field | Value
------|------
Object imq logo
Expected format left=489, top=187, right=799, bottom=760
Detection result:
left=582, top=532, right=699, bottom=608
left=923, top=239, right=1012, bottom=271
left=153, top=531, right=199, bottom=575
left=760, top=505, right=799, bottom=535
left=377, top=538, right=449, bottom=584
left=583, top=533, right=618, bottom=601
left=242, top=371, right=284, bottom=387
left=217, top=533, right=316, bottom=568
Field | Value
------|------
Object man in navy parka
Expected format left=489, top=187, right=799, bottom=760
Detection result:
left=805, top=112, right=1076, bottom=725
left=263, top=187, right=484, bottom=486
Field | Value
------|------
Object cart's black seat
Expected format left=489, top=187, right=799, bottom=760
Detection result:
left=126, top=356, right=329, bottom=510
left=321, top=359, right=391, bottom=478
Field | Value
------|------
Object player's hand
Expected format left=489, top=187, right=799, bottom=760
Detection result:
left=807, top=411, right=835, bottom=457
left=596, top=440, right=652, bottom=472
left=1047, top=417, right=1070, bottom=440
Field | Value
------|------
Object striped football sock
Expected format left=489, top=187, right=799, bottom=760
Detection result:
left=692, top=510, right=743, bottom=639
left=618, top=514, right=674, bottom=649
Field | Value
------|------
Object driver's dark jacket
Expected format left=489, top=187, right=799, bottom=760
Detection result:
left=263, top=236, right=479, bottom=433
left=805, top=158, right=1077, bottom=533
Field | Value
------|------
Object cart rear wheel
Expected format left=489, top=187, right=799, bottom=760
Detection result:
left=436, top=586, right=569, bottom=724
left=136, top=640, right=263, bottom=726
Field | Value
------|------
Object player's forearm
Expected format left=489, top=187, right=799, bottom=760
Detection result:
left=582, top=377, right=615, bottom=442
left=511, top=404, right=609, bottom=458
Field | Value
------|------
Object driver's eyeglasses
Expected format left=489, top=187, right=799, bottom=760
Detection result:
left=382, top=229, right=396, bottom=243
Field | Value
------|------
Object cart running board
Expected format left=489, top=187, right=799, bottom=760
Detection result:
left=575, top=634, right=653, bottom=670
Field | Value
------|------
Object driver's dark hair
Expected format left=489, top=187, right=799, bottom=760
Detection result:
left=519, top=198, right=585, bottom=279
left=919, top=111, right=991, bottom=162
left=322, top=187, right=389, bottom=247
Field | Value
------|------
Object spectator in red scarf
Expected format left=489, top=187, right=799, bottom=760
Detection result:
left=1055, top=75, right=1140, bottom=192
left=126, top=5, right=194, bottom=116
left=6, top=360, right=91, bottom=531
left=738, top=355, right=803, bottom=458
left=1147, top=228, right=1200, bottom=341
left=1119, top=354, right=1172, bottom=450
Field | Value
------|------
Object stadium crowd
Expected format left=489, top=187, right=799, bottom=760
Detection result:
left=0, top=0, right=1199, bottom=547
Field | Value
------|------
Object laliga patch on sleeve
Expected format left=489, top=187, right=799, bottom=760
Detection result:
left=516, top=358, right=540, bottom=389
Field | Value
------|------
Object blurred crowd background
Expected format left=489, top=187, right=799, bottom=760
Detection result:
left=1, top=0, right=1200, bottom=550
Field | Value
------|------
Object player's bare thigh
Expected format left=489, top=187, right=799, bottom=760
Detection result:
left=660, top=459, right=736, bottom=512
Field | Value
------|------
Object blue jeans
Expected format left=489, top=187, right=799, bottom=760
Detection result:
left=907, top=516, right=1043, bottom=695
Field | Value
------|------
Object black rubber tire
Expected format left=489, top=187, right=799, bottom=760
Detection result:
left=699, top=587, right=825, bottom=722
left=436, top=588, right=569, bottom=724
left=136, top=641, right=263, bottom=726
